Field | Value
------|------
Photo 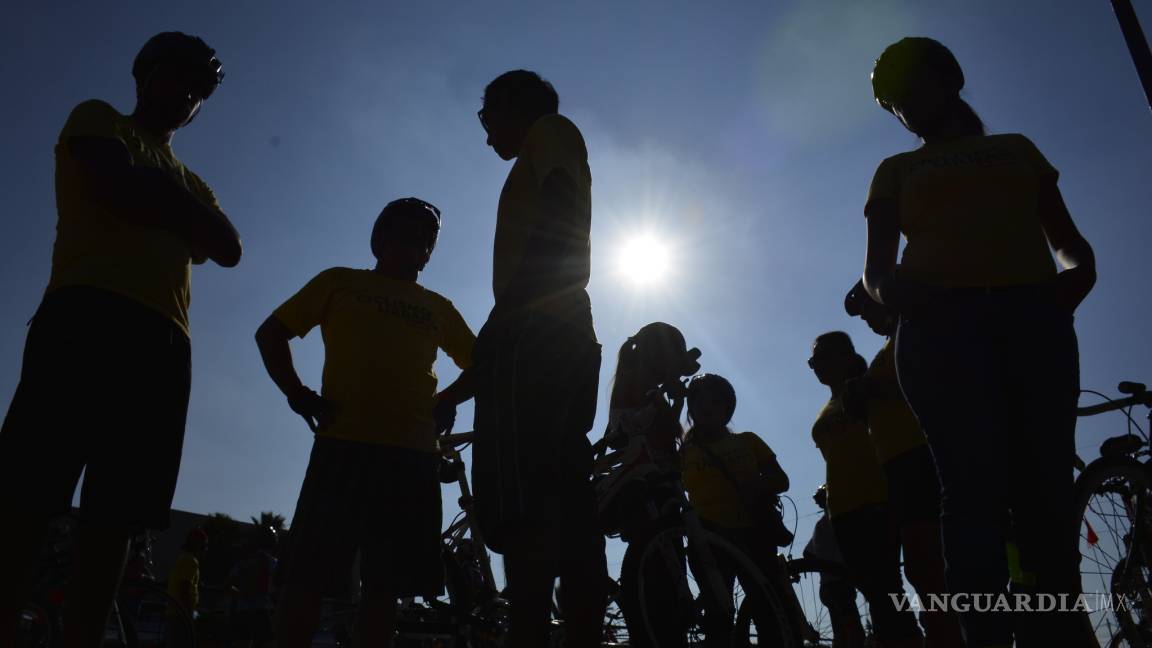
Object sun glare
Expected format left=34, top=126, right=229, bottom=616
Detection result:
left=616, top=233, right=672, bottom=287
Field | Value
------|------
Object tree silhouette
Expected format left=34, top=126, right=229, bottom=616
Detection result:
left=250, top=511, right=287, bottom=532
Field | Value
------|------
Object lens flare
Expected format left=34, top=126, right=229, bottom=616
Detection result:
left=616, top=233, right=672, bottom=287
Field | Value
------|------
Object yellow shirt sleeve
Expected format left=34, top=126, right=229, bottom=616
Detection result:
left=436, top=296, right=476, bottom=370
left=740, top=431, right=776, bottom=466
left=60, top=100, right=122, bottom=142
left=273, top=268, right=340, bottom=338
left=1012, top=134, right=1059, bottom=179
left=865, top=156, right=900, bottom=210
left=525, top=115, right=588, bottom=189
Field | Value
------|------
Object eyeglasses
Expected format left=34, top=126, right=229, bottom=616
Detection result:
left=477, top=108, right=489, bottom=133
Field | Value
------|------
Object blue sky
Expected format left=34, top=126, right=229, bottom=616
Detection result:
left=2, top=0, right=1151, bottom=582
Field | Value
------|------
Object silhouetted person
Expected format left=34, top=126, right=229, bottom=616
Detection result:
left=844, top=281, right=964, bottom=648
left=603, top=322, right=700, bottom=647
left=862, top=37, right=1097, bottom=647
left=226, top=526, right=278, bottom=648
left=809, top=332, right=922, bottom=648
left=0, top=31, right=240, bottom=648
left=255, top=198, right=474, bottom=648
left=681, top=373, right=805, bottom=643
left=803, top=485, right=866, bottom=648
left=168, top=528, right=208, bottom=616
left=472, top=70, right=606, bottom=647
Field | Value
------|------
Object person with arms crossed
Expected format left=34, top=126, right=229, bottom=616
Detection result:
left=255, top=197, right=474, bottom=648
left=0, top=31, right=241, bottom=648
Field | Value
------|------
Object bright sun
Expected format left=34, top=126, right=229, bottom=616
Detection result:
left=616, top=233, right=672, bottom=287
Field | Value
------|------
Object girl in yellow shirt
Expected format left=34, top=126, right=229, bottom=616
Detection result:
left=862, top=37, right=1096, bottom=648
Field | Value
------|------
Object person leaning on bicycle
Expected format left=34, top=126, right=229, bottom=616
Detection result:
left=255, top=197, right=475, bottom=648
left=0, top=31, right=241, bottom=648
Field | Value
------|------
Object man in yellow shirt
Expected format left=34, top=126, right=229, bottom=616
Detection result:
left=167, top=529, right=209, bottom=615
left=0, top=32, right=241, bottom=648
left=255, top=197, right=475, bottom=648
left=472, top=70, right=606, bottom=648
left=809, top=332, right=921, bottom=648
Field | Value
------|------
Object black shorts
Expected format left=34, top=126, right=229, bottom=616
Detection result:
left=471, top=313, right=602, bottom=557
left=0, top=286, right=190, bottom=529
left=883, top=444, right=941, bottom=525
left=279, top=437, right=443, bottom=598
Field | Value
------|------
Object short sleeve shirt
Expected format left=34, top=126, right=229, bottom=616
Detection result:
left=493, top=113, right=593, bottom=332
left=812, top=397, right=888, bottom=517
left=166, top=552, right=200, bottom=610
left=866, top=133, right=1058, bottom=288
left=681, top=431, right=779, bottom=529
left=273, top=268, right=475, bottom=451
left=50, top=100, right=221, bottom=337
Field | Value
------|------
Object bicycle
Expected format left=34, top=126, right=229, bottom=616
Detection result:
left=18, top=515, right=196, bottom=648
left=1073, top=380, right=1152, bottom=648
left=592, top=414, right=802, bottom=646
left=778, top=557, right=873, bottom=648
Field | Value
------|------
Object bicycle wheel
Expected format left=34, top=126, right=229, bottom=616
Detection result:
left=622, top=521, right=799, bottom=647
left=117, top=581, right=195, bottom=648
left=1076, top=458, right=1152, bottom=648
left=782, top=558, right=870, bottom=648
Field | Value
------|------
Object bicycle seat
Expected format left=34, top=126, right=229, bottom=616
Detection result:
left=1100, top=433, right=1145, bottom=459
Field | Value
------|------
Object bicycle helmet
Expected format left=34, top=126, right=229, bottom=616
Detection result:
left=133, top=32, right=224, bottom=100
left=371, top=197, right=442, bottom=258
left=687, top=374, right=737, bottom=424
left=871, top=37, right=964, bottom=113
left=626, top=322, right=701, bottom=382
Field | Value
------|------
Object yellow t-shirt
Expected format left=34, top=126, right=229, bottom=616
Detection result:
left=49, top=100, right=220, bottom=337
left=812, top=397, right=887, bottom=518
left=166, top=552, right=200, bottom=611
left=681, top=431, right=778, bottom=529
left=865, top=339, right=927, bottom=464
left=493, top=113, right=593, bottom=331
left=273, top=268, right=475, bottom=450
left=866, top=133, right=1058, bottom=288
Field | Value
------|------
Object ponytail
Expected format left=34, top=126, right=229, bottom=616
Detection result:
left=609, top=337, right=642, bottom=409
left=954, top=97, right=986, bottom=136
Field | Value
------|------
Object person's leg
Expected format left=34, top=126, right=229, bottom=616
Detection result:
left=556, top=532, right=608, bottom=648
left=504, top=552, right=557, bottom=648
left=66, top=306, right=193, bottom=648
left=897, top=308, right=1014, bottom=647
left=820, top=579, right=866, bottom=648
left=832, top=507, right=922, bottom=648
left=358, top=445, right=444, bottom=648
left=275, top=439, right=359, bottom=648
left=887, top=446, right=964, bottom=648
left=1005, top=310, right=1088, bottom=647
left=354, top=593, right=397, bottom=648
left=61, top=520, right=132, bottom=648
left=0, top=292, right=111, bottom=647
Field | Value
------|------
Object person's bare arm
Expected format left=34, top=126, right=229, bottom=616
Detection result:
left=862, top=197, right=903, bottom=308
left=1037, top=177, right=1096, bottom=311
left=255, top=315, right=331, bottom=430
left=433, top=369, right=473, bottom=435
left=68, top=136, right=242, bottom=267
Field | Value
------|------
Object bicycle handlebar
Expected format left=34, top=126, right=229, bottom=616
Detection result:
left=1077, top=392, right=1152, bottom=417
